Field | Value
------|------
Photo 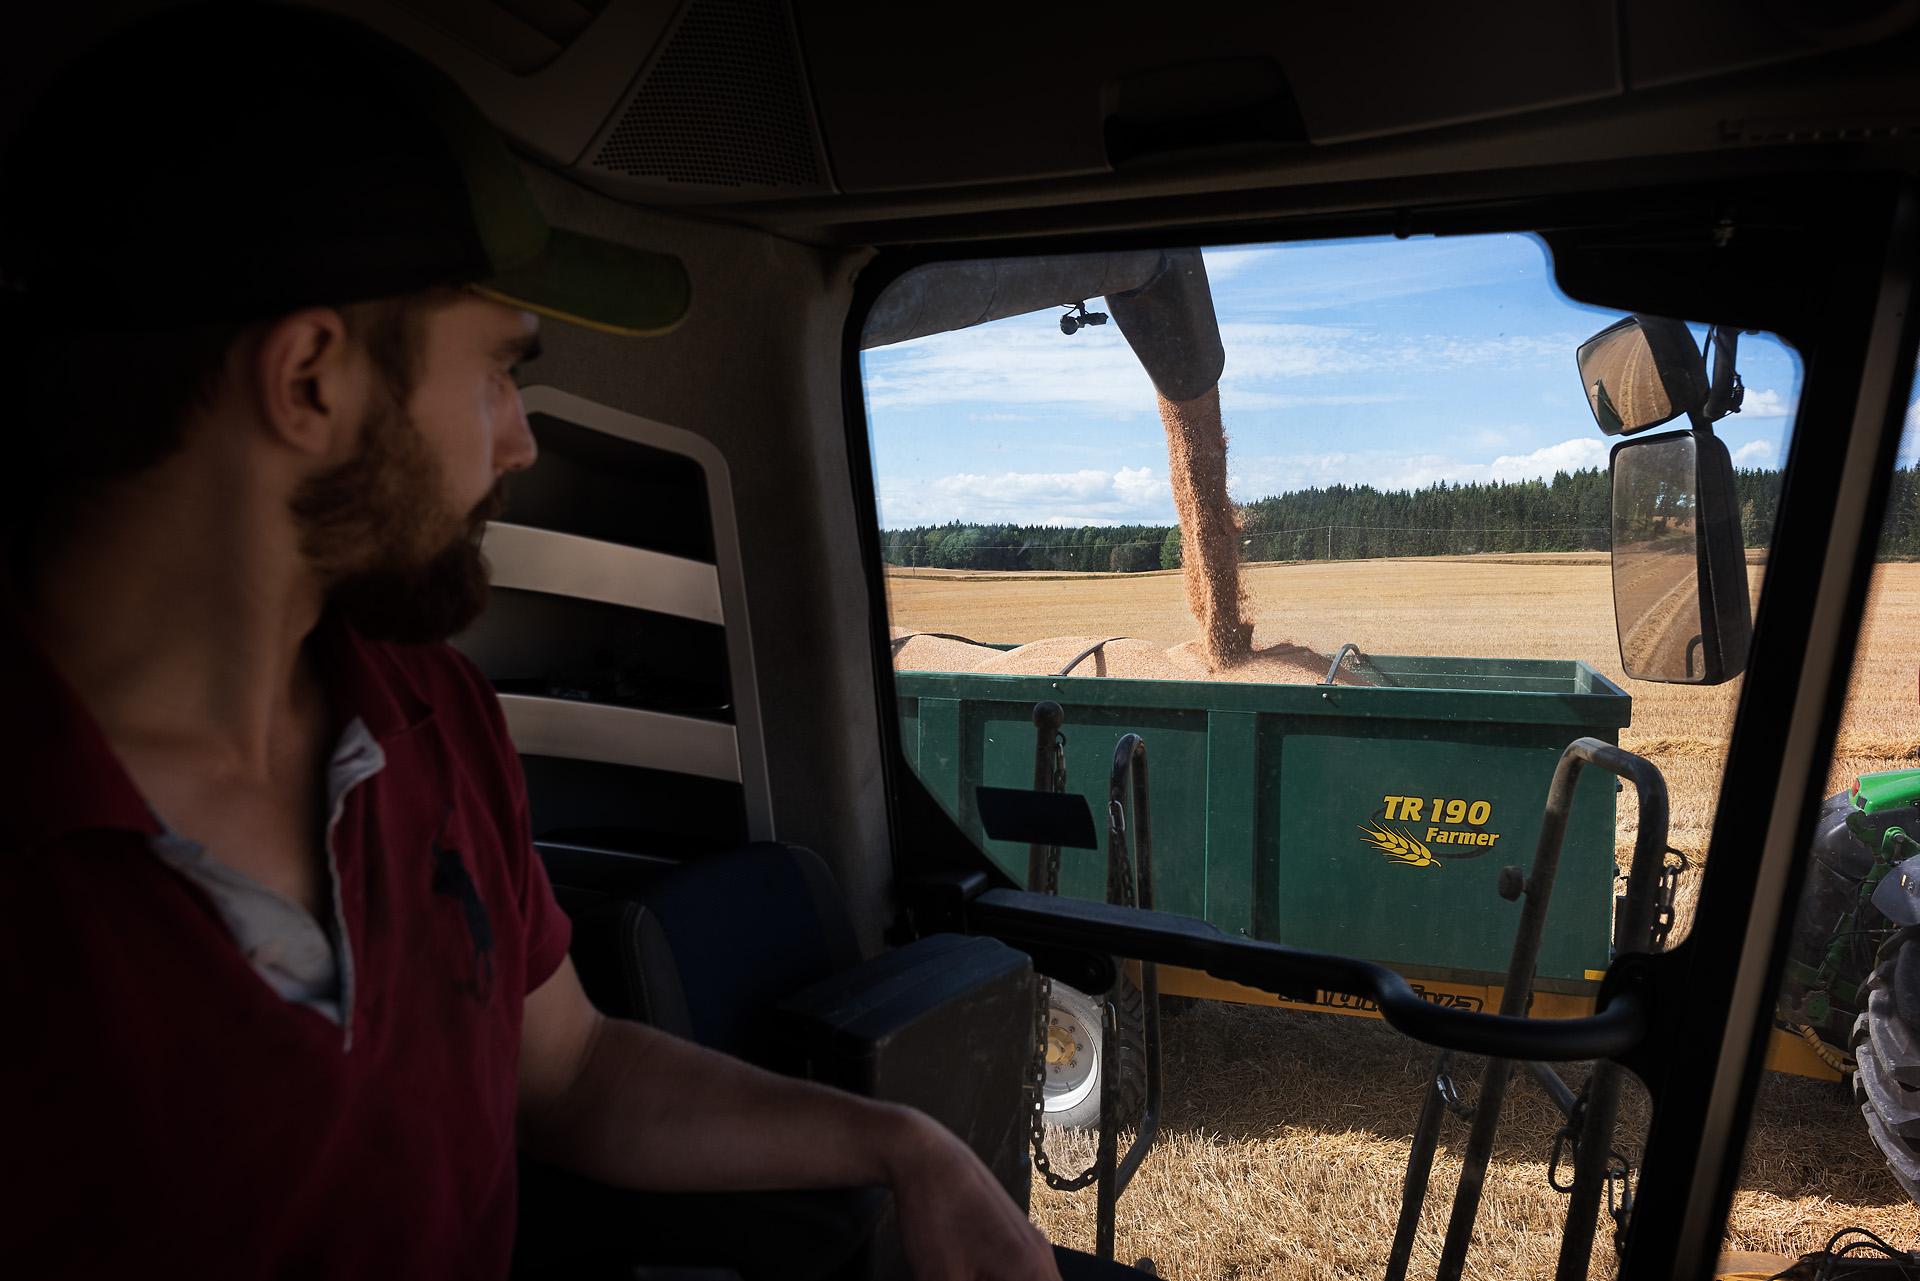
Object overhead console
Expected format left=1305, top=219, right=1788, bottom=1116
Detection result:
left=313, top=0, right=1919, bottom=208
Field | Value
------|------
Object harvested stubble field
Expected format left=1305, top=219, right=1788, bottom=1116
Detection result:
left=886, top=554, right=1920, bottom=1278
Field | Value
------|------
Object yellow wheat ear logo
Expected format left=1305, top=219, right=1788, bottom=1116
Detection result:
left=1358, top=820, right=1439, bottom=868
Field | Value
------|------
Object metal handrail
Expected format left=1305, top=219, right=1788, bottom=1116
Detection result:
left=889, top=630, right=985, bottom=658
left=969, top=888, right=1650, bottom=1061
left=1321, top=641, right=1395, bottom=687
left=1554, top=740, right=1669, bottom=1281
left=1387, top=736, right=1667, bottom=1281
left=1057, top=637, right=1131, bottom=677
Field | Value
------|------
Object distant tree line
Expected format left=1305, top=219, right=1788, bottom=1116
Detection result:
left=883, top=465, right=1920, bottom=571
left=881, top=522, right=1172, bottom=573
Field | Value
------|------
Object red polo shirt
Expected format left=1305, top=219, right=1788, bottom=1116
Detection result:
left=0, top=611, right=572, bottom=1278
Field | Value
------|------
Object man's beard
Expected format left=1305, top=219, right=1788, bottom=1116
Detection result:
left=291, top=391, right=505, bottom=645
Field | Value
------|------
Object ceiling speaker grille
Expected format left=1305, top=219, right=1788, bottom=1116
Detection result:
left=591, top=0, right=822, bottom=189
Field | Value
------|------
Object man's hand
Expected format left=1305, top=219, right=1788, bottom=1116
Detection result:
left=521, top=958, right=1060, bottom=1280
left=883, top=1109, right=1061, bottom=1281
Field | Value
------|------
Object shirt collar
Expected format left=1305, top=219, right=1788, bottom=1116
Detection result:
left=304, top=611, right=436, bottom=746
left=0, top=607, right=435, bottom=851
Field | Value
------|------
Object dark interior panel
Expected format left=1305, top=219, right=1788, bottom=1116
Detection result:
left=522, top=754, right=750, bottom=855
left=504, top=411, right=718, bottom=562
left=459, top=586, right=733, bottom=719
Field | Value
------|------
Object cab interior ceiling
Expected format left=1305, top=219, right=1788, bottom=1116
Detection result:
left=6, top=2, right=1916, bottom=940
left=321, top=0, right=1920, bottom=243
left=12, top=3, right=1920, bottom=242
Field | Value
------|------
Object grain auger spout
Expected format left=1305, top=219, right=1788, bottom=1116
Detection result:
left=862, top=249, right=1254, bottom=668
left=1106, top=251, right=1250, bottom=668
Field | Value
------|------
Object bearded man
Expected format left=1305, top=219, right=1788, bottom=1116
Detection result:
left=0, top=6, right=1064, bottom=1280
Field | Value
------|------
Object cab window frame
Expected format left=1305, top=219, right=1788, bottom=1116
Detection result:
left=837, top=176, right=1920, bottom=1275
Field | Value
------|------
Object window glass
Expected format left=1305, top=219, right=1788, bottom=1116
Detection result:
left=860, top=233, right=1811, bottom=1270
left=1727, top=365, right=1920, bottom=1261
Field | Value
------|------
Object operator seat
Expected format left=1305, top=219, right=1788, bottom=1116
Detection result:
left=514, top=843, right=885, bottom=1281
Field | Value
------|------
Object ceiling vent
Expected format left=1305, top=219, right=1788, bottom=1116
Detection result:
left=582, top=0, right=830, bottom=197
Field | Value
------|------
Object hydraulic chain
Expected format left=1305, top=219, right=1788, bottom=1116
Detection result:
left=1435, top=1065, right=1475, bottom=1121
left=1606, top=1156, right=1635, bottom=1258
left=1649, top=846, right=1691, bottom=952
left=1029, top=971, right=1103, bottom=1192
left=1106, top=797, right=1138, bottom=910
left=1026, top=729, right=1105, bottom=1192
left=1547, top=1091, right=1637, bottom=1261
left=1041, top=734, right=1066, bottom=895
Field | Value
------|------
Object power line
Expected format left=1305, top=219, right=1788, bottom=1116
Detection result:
left=884, top=523, right=1608, bottom=554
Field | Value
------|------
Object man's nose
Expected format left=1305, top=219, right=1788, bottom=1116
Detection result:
left=496, top=390, right=538, bottom=475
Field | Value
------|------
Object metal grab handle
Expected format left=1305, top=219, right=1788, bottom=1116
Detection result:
left=1321, top=642, right=1395, bottom=687
left=1322, top=642, right=1363, bottom=685
left=1554, top=738, right=1669, bottom=1281
left=1058, top=637, right=1131, bottom=677
left=969, top=888, right=1650, bottom=1061
left=1432, top=736, right=1666, bottom=1281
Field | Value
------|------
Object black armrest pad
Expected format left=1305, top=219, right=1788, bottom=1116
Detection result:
left=513, top=1157, right=890, bottom=1281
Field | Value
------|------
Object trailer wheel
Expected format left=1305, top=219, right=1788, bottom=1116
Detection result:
left=1853, top=926, right=1920, bottom=1204
left=1043, top=978, right=1146, bottom=1131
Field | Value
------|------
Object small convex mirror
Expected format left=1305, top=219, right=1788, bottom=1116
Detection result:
left=1578, top=315, right=1709, bottom=435
left=1610, top=431, right=1752, bottom=683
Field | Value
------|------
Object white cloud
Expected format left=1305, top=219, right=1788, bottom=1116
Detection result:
left=887, top=432, right=1624, bottom=525
left=1732, top=440, right=1776, bottom=467
left=1201, top=247, right=1280, bottom=282
left=1228, top=436, right=1608, bottom=499
left=1208, top=235, right=1547, bottom=312
left=863, top=312, right=1583, bottom=419
left=1224, top=391, right=1408, bottom=411
left=1738, top=387, right=1796, bottom=419
left=863, top=322, right=1157, bottom=414
left=1387, top=333, right=1583, bottom=367
left=1486, top=437, right=1610, bottom=481
left=1230, top=451, right=1476, bottom=495
left=880, top=466, right=1176, bottom=526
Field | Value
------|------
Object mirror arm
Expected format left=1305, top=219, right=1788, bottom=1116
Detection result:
left=1703, top=325, right=1742, bottom=421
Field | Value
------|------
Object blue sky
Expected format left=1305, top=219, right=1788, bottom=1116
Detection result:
left=858, top=233, right=1845, bottom=529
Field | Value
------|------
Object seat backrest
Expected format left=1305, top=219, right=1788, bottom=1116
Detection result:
left=554, top=887, right=696, bottom=1039
left=549, top=842, right=862, bottom=1065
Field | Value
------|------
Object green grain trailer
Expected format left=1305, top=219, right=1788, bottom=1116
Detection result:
left=898, top=655, right=1631, bottom=997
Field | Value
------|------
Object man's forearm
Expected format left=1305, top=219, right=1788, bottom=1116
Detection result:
left=519, top=1013, right=929, bottom=1193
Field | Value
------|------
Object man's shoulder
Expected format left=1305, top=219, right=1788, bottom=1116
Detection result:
left=361, top=636, right=493, bottom=703
left=354, top=636, right=510, bottom=747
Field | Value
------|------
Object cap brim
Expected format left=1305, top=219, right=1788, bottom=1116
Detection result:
left=470, top=228, right=689, bottom=338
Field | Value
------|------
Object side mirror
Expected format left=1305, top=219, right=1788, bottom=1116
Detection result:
left=1610, top=430, right=1752, bottom=684
left=1578, top=315, right=1709, bottom=435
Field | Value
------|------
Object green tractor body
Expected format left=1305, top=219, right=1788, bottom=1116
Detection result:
left=1782, top=770, right=1920, bottom=1201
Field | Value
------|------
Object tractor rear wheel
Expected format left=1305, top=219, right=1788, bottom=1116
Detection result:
left=1043, top=977, right=1147, bottom=1131
left=1852, top=925, right=1920, bottom=1203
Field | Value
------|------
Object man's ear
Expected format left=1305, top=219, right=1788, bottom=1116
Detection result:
left=249, top=308, right=361, bottom=458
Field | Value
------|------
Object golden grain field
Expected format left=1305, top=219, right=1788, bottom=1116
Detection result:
left=885, top=555, right=1920, bottom=1278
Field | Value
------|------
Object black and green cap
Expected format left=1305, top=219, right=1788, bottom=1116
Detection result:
left=0, top=3, right=688, bottom=336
